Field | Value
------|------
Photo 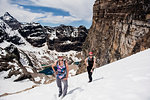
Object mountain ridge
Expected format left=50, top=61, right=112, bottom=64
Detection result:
left=0, top=12, right=87, bottom=83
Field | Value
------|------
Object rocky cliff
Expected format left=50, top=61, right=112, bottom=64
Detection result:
left=46, top=25, right=87, bottom=52
left=18, top=23, right=87, bottom=52
left=83, top=0, right=150, bottom=67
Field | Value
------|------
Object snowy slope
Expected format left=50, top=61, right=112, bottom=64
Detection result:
left=1, top=49, right=150, bottom=100
left=0, top=72, right=35, bottom=95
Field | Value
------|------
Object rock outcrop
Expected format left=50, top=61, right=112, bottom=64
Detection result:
left=0, top=19, right=24, bottom=45
left=18, top=23, right=88, bottom=51
left=18, top=22, right=47, bottom=47
left=47, top=25, right=88, bottom=52
left=0, top=45, right=52, bottom=84
left=83, top=0, right=150, bottom=67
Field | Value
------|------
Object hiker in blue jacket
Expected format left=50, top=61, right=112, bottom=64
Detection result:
left=85, top=52, right=96, bottom=83
left=52, top=54, right=69, bottom=97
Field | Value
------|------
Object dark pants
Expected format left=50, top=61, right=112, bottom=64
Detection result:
left=87, top=66, right=93, bottom=82
left=56, top=77, right=68, bottom=97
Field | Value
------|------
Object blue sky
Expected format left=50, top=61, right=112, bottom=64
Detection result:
left=0, top=0, right=95, bottom=28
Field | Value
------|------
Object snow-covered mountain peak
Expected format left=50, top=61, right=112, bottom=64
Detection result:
left=0, top=12, right=21, bottom=30
left=3, top=12, right=14, bottom=21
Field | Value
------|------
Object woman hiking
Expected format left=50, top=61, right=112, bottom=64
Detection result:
left=51, top=54, right=69, bottom=98
left=85, top=52, right=96, bottom=83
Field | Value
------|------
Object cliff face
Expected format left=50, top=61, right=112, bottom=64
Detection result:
left=46, top=25, right=88, bottom=52
left=83, top=0, right=150, bottom=67
left=18, top=23, right=87, bottom=51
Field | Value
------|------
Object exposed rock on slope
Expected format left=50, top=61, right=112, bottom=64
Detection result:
left=47, top=25, right=88, bottom=52
left=18, top=22, right=47, bottom=47
left=0, top=45, right=52, bottom=84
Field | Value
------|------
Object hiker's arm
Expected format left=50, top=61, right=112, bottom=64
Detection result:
left=63, top=60, right=69, bottom=80
left=52, top=61, right=57, bottom=75
left=84, top=58, right=88, bottom=67
left=92, top=57, right=96, bottom=69
left=66, top=60, right=69, bottom=79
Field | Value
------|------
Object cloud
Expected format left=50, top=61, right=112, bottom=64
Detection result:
left=0, top=0, right=95, bottom=27
left=36, top=13, right=81, bottom=24
left=0, top=0, right=43, bottom=22
left=28, top=0, right=95, bottom=21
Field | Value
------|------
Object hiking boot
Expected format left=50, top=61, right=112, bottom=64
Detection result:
left=88, top=80, right=92, bottom=83
left=58, top=93, right=62, bottom=97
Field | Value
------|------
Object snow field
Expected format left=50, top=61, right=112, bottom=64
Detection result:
left=1, top=49, right=150, bottom=100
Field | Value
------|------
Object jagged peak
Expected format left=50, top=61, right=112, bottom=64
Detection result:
left=1, top=12, right=14, bottom=21
left=4, top=12, right=12, bottom=17
left=0, top=12, right=21, bottom=30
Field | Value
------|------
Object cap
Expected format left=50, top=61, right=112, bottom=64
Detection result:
left=89, top=52, right=93, bottom=55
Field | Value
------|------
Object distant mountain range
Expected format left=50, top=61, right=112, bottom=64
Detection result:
left=0, top=12, right=88, bottom=83
left=0, top=12, right=88, bottom=52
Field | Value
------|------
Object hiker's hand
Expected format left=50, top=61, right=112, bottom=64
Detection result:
left=90, top=69, right=93, bottom=72
left=53, top=72, right=57, bottom=77
left=86, top=64, right=89, bottom=67
left=91, top=68, right=94, bottom=72
left=63, top=77, right=68, bottom=80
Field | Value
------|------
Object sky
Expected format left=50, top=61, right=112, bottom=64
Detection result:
left=0, top=0, right=95, bottom=28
